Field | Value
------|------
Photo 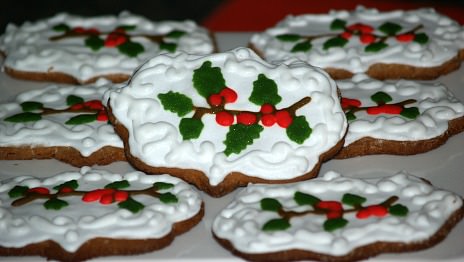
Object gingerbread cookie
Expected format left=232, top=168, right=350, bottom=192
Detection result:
left=107, top=47, right=347, bottom=197
left=212, top=170, right=464, bottom=261
left=0, top=11, right=215, bottom=84
left=335, top=74, right=464, bottom=158
left=249, top=7, right=464, bottom=80
left=0, top=79, right=125, bottom=166
left=0, top=166, right=204, bottom=261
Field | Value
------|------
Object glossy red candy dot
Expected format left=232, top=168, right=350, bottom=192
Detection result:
left=114, top=191, right=129, bottom=202
left=367, top=104, right=402, bottom=115
left=84, top=100, right=104, bottom=110
left=97, top=110, right=109, bottom=121
left=340, top=31, right=352, bottom=40
left=359, top=34, right=376, bottom=44
left=219, top=87, right=238, bottom=103
left=396, top=33, right=415, bottom=42
left=261, top=114, right=276, bottom=127
left=216, top=111, right=234, bottom=126
left=316, top=201, right=343, bottom=211
left=237, top=112, right=257, bottom=125
left=104, top=32, right=128, bottom=47
left=208, top=93, right=223, bottom=106
left=341, top=98, right=362, bottom=109
left=70, top=103, right=84, bottom=110
left=347, top=23, right=374, bottom=34
left=99, top=193, right=114, bottom=205
left=356, top=205, right=388, bottom=219
left=82, top=189, right=115, bottom=202
left=28, top=187, right=50, bottom=195
left=326, top=210, right=343, bottom=219
left=72, top=27, right=86, bottom=34
left=260, top=103, right=275, bottom=114
left=275, top=110, right=293, bottom=128
left=59, top=187, right=74, bottom=193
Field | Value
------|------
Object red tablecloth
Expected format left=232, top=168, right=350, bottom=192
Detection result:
left=202, top=0, right=464, bottom=31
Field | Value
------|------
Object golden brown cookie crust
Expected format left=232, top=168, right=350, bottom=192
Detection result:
left=0, top=203, right=204, bottom=262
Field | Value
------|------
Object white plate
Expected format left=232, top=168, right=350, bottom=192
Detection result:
left=0, top=32, right=463, bottom=262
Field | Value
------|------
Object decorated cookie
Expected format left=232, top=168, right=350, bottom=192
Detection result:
left=107, top=47, right=347, bottom=197
left=0, top=11, right=215, bottom=84
left=335, top=74, right=464, bottom=158
left=249, top=6, right=464, bottom=80
left=0, top=79, right=125, bottom=166
left=0, top=166, right=203, bottom=261
left=212, top=170, right=464, bottom=261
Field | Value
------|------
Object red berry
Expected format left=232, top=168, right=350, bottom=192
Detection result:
left=340, top=31, right=352, bottom=40
left=216, top=111, right=234, bottom=126
left=208, top=93, right=223, bottom=106
left=73, top=27, right=86, bottom=34
left=70, top=103, right=84, bottom=110
left=356, top=205, right=388, bottom=219
left=28, top=187, right=50, bottom=195
left=396, top=33, right=415, bottom=42
left=219, top=88, right=238, bottom=103
left=99, top=193, right=114, bottom=205
left=341, top=98, right=362, bottom=109
left=360, top=34, right=376, bottom=44
left=316, top=201, right=343, bottom=211
left=86, top=28, right=100, bottom=35
left=82, top=189, right=114, bottom=202
left=275, top=110, right=293, bottom=128
left=237, top=112, right=257, bottom=125
left=84, top=100, right=104, bottom=110
left=97, top=110, right=108, bottom=121
left=59, top=187, right=74, bottom=193
left=367, top=104, right=402, bottom=115
left=327, top=210, right=343, bottom=219
left=347, top=23, right=374, bottom=34
left=104, top=32, right=128, bottom=47
left=114, top=191, right=129, bottom=202
left=260, top=104, right=275, bottom=114
left=261, top=114, right=276, bottom=127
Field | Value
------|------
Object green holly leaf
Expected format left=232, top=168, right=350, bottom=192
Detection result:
left=67, top=95, right=84, bottom=106
left=414, top=33, right=429, bottom=44
left=262, top=218, right=290, bottom=231
left=5, top=112, right=42, bottom=123
left=85, top=35, right=104, bottom=51
left=20, top=101, right=43, bottom=112
left=371, top=91, right=392, bottom=104
left=44, top=198, right=69, bottom=210
left=53, top=180, right=79, bottom=191
left=53, top=23, right=70, bottom=32
left=65, top=114, right=97, bottom=125
left=192, top=61, right=226, bottom=99
left=323, top=218, right=348, bottom=232
left=118, top=197, right=145, bottom=213
left=166, top=30, right=186, bottom=38
left=400, top=107, right=420, bottom=119
left=330, top=19, right=347, bottom=30
left=224, top=124, right=264, bottom=156
left=291, top=41, right=312, bottom=53
left=323, top=36, right=348, bottom=50
left=159, top=192, right=178, bottom=204
left=116, top=24, right=136, bottom=31
left=379, top=22, right=402, bottom=36
left=105, top=180, right=130, bottom=189
left=179, top=118, right=204, bottom=140
left=153, top=182, right=174, bottom=190
left=365, top=42, right=388, bottom=53
left=8, top=185, right=29, bottom=198
left=159, top=42, right=177, bottom=52
left=294, top=191, right=320, bottom=206
left=158, top=91, right=194, bottom=117
left=118, top=41, right=145, bottom=57
left=261, top=198, right=282, bottom=212
left=249, top=74, right=282, bottom=106
left=286, top=115, right=312, bottom=144
left=346, top=111, right=356, bottom=121
left=342, top=193, right=366, bottom=207
left=275, top=34, right=301, bottom=42
left=389, top=204, right=409, bottom=216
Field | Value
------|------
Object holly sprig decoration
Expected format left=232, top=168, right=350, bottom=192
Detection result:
left=157, top=61, right=313, bottom=156
left=8, top=179, right=179, bottom=213
left=51, top=23, right=188, bottom=57
left=260, top=192, right=409, bottom=232
left=275, top=19, right=429, bottom=53
left=341, top=91, right=420, bottom=121
left=4, top=95, right=109, bottom=125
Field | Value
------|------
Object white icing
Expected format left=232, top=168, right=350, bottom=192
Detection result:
left=337, top=74, right=464, bottom=145
left=0, top=167, right=202, bottom=252
left=250, top=6, right=464, bottom=73
left=0, top=11, right=214, bottom=83
left=0, top=79, right=123, bottom=156
left=212, top=171, right=463, bottom=256
left=108, top=48, right=347, bottom=186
